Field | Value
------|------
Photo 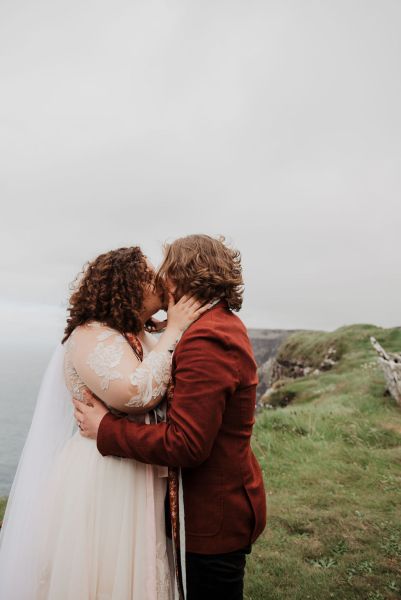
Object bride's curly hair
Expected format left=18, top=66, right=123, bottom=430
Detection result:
left=156, top=234, right=244, bottom=311
left=62, top=247, right=154, bottom=343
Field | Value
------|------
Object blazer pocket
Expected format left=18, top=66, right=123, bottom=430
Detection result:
left=184, top=468, right=224, bottom=537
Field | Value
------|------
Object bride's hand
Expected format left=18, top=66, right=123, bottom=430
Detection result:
left=166, top=293, right=211, bottom=334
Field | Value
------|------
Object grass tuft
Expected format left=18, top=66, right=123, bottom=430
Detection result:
left=0, top=497, right=7, bottom=524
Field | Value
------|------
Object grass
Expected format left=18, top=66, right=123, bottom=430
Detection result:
left=245, top=324, right=401, bottom=600
left=0, top=497, right=6, bottom=523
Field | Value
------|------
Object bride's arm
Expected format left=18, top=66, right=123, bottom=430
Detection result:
left=69, top=323, right=174, bottom=414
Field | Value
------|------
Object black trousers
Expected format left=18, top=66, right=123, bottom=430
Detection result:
left=185, top=546, right=251, bottom=600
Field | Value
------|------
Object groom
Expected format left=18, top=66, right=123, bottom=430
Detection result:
left=75, top=234, right=266, bottom=600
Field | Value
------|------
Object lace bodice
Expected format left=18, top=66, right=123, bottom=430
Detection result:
left=64, top=322, right=172, bottom=415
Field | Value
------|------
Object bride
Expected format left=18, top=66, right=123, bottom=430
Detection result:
left=0, top=246, right=207, bottom=600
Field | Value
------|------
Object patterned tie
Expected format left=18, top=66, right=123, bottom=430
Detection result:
left=125, top=333, right=144, bottom=361
left=166, top=377, right=184, bottom=598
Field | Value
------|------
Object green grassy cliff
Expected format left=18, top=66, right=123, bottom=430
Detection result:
left=246, top=324, right=401, bottom=600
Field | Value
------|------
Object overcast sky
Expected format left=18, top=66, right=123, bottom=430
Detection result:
left=1, top=0, right=400, bottom=340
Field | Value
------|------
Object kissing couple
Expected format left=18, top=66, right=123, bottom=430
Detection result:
left=0, top=234, right=266, bottom=600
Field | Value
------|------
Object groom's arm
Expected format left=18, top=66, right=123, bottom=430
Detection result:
left=97, top=327, right=238, bottom=468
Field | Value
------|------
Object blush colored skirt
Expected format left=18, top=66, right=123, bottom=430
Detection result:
left=35, top=432, right=172, bottom=600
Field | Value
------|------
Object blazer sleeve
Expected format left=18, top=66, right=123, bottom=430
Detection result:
left=97, top=328, right=239, bottom=468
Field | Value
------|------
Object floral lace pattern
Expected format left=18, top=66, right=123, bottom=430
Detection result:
left=86, top=332, right=125, bottom=390
left=64, top=334, right=86, bottom=401
left=126, top=350, right=172, bottom=408
left=156, top=541, right=172, bottom=598
left=64, top=322, right=172, bottom=416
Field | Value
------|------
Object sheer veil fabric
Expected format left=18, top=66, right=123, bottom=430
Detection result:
left=0, top=345, right=75, bottom=598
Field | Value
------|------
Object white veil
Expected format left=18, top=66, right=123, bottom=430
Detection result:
left=0, top=343, right=76, bottom=599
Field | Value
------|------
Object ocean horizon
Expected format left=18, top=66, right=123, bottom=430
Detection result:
left=0, top=341, right=57, bottom=496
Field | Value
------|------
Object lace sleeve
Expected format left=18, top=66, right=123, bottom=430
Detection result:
left=126, top=350, right=172, bottom=408
left=68, top=323, right=172, bottom=414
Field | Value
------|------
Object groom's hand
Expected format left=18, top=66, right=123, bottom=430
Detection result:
left=73, top=391, right=109, bottom=440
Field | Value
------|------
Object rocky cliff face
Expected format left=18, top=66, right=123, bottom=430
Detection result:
left=248, top=329, right=296, bottom=365
left=248, top=329, right=298, bottom=400
left=248, top=328, right=339, bottom=404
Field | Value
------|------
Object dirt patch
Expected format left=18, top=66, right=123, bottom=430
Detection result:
left=382, top=422, right=401, bottom=435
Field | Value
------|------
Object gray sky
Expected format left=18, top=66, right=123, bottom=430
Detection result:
left=1, top=0, right=400, bottom=338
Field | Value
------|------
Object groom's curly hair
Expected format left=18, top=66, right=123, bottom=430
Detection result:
left=156, top=234, right=244, bottom=311
left=62, top=247, right=154, bottom=343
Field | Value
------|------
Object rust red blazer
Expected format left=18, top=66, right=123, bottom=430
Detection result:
left=97, top=301, right=267, bottom=554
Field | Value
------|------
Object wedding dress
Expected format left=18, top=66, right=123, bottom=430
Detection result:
left=0, top=322, right=174, bottom=600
